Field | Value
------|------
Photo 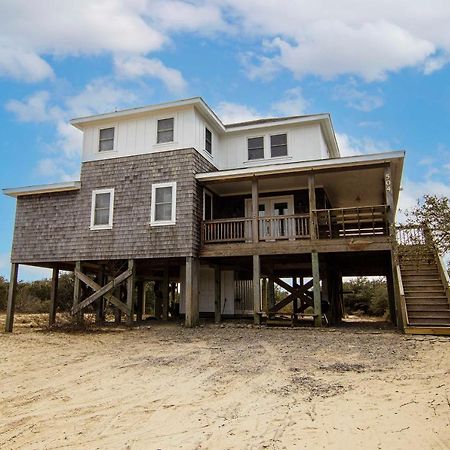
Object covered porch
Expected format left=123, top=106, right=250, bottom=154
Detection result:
left=197, top=151, right=403, bottom=253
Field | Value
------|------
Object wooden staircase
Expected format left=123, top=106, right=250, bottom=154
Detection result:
left=396, top=227, right=450, bottom=335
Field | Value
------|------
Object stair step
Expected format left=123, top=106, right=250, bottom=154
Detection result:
left=402, top=281, right=443, bottom=287
left=408, top=319, right=450, bottom=326
left=406, top=301, right=450, bottom=308
left=408, top=311, right=450, bottom=319
left=404, top=287, right=445, bottom=292
left=407, top=305, right=450, bottom=312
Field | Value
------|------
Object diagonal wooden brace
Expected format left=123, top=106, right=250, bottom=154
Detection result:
left=269, top=277, right=314, bottom=313
left=72, top=268, right=132, bottom=316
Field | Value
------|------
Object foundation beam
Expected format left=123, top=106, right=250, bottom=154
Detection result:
left=5, top=263, right=19, bottom=332
left=185, top=257, right=199, bottom=327
left=162, top=266, right=169, bottom=321
left=311, top=251, right=322, bottom=327
left=126, top=259, right=135, bottom=326
left=215, top=266, right=221, bottom=323
left=253, top=254, right=261, bottom=325
left=49, top=267, right=59, bottom=326
left=73, top=261, right=82, bottom=324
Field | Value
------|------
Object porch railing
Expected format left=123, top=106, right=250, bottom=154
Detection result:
left=201, top=206, right=389, bottom=244
left=313, top=205, right=389, bottom=239
left=201, top=214, right=310, bottom=244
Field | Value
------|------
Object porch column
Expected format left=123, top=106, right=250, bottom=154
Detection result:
left=253, top=254, right=261, bottom=325
left=262, top=277, right=268, bottom=313
left=126, top=259, right=135, bottom=326
left=308, top=174, right=317, bottom=239
left=73, top=261, right=82, bottom=324
left=215, top=266, right=221, bottom=323
left=49, top=267, right=59, bottom=326
left=162, top=265, right=169, bottom=321
left=384, top=164, right=395, bottom=230
left=185, top=257, right=199, bottom=327
left=5, top=263, right=19, bottom=333
left=311, top=251, right=322, bottom=327
left=292, top=277, right=299, bottom=325
left=251, top=177, right=259, bottom=243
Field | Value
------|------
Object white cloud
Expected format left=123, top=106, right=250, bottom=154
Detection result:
left=218, top=0, right=450, bottom=81
left=5, top=91, right=61, bottom=122
left=271, top=88, right=309, bottom=116
left=7, top=79, right=138, bottom=181
left=0, top=46, right=54, bottom=82
left=216, top=88, right=310, bottom=123
left=114, top=56, right=187, bottom=94
left=336, top=133, right=391, bottom=157
left=333, top=80, right=384, bottom=112
left=215, top=101, right=263, bottom=124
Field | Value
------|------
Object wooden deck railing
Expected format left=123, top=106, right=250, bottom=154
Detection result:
left=201, top=214, right=310, bottom=244
left=201, top=206, right=390, bottom=244
left=395, top=224, right=427, bottom=246
left=313, top=205, right=389, bottom=239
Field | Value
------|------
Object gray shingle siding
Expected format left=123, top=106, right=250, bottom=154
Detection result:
left=11, top=149, right=216, bottom=263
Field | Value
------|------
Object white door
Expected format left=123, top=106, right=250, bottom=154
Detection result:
left=245, top=196, right=294, bottom=240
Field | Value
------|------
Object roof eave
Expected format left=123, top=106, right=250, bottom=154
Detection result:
left=3, top=181, right=81, bottom=198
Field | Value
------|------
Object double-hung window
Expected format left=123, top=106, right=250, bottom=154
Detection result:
left=151, top=182, right=177, bottom=226
left=205, top=127, right=212, bottom=154
left=270, top=133, right=287, bottom=157
left=90, top=188, right=114, bottom=230
left=248, top=137, right=264, bottom=160
left=157, top=118, right=174, bottom=143
left=99, top=127, right=115, bottom=152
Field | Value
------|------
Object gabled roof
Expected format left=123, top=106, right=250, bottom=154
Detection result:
left=70, top=96, right=340, bottom=157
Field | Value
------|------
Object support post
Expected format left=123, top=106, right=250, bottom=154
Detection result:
left=386, top=269, right=397, bottom=326
left=162, top=266, right=169, bottom=321
left=251, top=177, right=259, bottom=243
left=49, top=267, right=59, bottom=326
left=268, top=277, right=275, bottom=310
left=185, top=257, right=199, bottom=327
left=253, top=254, right=261, bottom=325
left=215, top=266, right=221, bottom=323
left=126, top=259, right=135, bottom=326
left=5, top=263, right=19, bottom=332
left=292, top=276, right=298, bottom=325
left=73, top=261, right=82, bottom=324
left=136, top=281, right=144, bottom=322
left=311, top=251, right=322, bottom=327
left=308, top=174, right=317, bottom=240
left=262, top=277, right=268, bottom=314
left=384, top=164, right=395, bottom=229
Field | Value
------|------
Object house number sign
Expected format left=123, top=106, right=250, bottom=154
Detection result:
left=385, top=172, right=392, bottom=193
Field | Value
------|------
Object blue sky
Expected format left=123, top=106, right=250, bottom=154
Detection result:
left=1, top=0, right=450, bottom=280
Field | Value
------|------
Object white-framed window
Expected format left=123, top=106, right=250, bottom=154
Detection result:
left=157, top=117, right=174, bottom=143
left=205, top=127, right=212, bottom=154
left=90, top=188, right=114, bottom=230
left=248, top=136, right=264, bottom=160
left=150, top=182, right=177, bottom=226
left=270, top=133, right=288, bottom=157
left=98, top=127, right=115, bottom=152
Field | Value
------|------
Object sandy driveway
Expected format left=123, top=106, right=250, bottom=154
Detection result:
left=0, top=315, right=449, bottom=449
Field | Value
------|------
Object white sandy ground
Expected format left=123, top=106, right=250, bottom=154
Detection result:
left=0, top=314, right=449, bottom=450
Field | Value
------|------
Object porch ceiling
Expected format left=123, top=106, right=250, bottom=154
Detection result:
left=198, top=151, right=404, bottom=209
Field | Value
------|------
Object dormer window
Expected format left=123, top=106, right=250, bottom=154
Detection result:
left=248, top=137, right=264, bottom=160
left=99, top=127, right=115, bottom=152
left=205, top=127, right=212, bottom=154
left=157, top=118, right=174, bottom=143
left=270, top=134, right=287, bottom=157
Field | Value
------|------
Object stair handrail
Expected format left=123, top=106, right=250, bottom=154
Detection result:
left=395, top=263, right=410, bottom=327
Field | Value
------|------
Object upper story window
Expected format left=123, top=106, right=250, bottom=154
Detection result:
left=99, top=127, right=115, bottom=152
left=248, top=137, right=264, bottom=160
left=90, top=188, right=114, bottom=230
left=270, top=133, right=287, bottom=157
left=205, top=127, right=212, bottom=154
left=157, top=118, right=174, bottom=143
left=151, top=182, right=177, bottom=226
